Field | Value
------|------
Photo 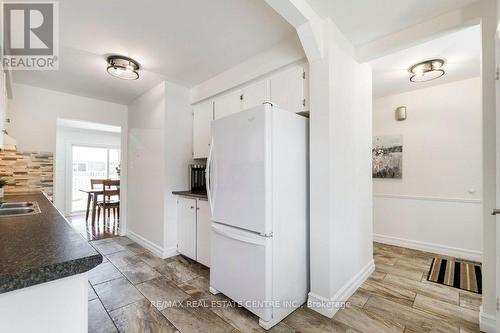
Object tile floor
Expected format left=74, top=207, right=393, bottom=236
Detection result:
left=87, top=238, right=482, bottom=333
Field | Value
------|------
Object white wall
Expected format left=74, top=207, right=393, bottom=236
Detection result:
left=327, top=19, right=373, bottom=307
left=164, top=82, right=192, bottom=254
left=190, top=35, right=305, bottom=104
left=126, top=81, right=192, bottom=257
left=54, top=126, right=121, bottom=214
left=308, top=18, right=373, bottom=318
left=373, top=77, right=482, bottom=260
left=127, top=82, right=167, bottom=250
left=8, top=83, right=127, bottom=153
left=352, top=0, right=497, bottom=328
left=8, top=83, right=128, bottom=228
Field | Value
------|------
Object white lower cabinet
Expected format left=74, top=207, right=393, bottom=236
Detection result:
left=176, top=196, right=211, bottom=267
left=177, top=197, right=197, bottom=260
left=196, top=199, right=211, bottom=267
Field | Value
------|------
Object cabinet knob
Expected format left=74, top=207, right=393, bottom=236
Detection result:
left=190, top=206, right=195, bottom=209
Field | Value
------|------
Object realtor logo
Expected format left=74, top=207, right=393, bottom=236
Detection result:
left=1, top=1, right=59, bottom=70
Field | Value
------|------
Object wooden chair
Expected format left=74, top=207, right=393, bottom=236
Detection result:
left=85, top=179, right=105, bottom=222
left=97, top=179, right=120, bottom=225
left=90, top=179, right=103, bottom=188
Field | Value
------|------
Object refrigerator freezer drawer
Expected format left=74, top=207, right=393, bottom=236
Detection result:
left=210, top=223, right=273, bottom=322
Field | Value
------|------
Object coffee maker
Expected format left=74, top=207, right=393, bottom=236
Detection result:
left=189, top=164, right=206, bottom=193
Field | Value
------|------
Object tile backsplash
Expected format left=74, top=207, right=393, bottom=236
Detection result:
left=0, top=148, right=53, bottom=196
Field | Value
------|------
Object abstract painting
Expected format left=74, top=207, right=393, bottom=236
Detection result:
left=372, top=135, right=403, bottom=179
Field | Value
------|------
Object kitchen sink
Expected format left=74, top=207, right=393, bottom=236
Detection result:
left=0, top=208, right=35, bottom=216
left=0, top=202, right=40, bottom=217
left=0, top=202, right=33, bottom=209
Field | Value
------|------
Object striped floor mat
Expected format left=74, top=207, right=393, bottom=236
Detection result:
left=427, top=257, right=482, bottom=294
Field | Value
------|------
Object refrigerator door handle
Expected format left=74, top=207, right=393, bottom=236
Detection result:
left=212, top=224, right=267, bottom=246
left=206, top=136, right=214, bottom=215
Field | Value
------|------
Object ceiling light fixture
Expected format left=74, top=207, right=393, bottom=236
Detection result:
left=408, top=59, right=445, bottom=83
left=106, top=55, right=140, bottom=80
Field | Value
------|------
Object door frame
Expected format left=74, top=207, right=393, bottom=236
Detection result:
left=496, top=32, right=500, bottom=333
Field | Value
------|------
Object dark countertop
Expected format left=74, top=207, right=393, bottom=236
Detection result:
left=172, top=190, right=208, bottom=199
left=0, top=192, right=102, bottom=294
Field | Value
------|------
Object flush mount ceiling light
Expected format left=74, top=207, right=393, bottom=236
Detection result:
left=408, top=59, right=445, bottom=83
left=106, top=55, right=140, bottom=80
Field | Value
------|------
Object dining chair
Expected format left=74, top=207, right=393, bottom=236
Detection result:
left=97, top=179, right=120, bottom=226
left=90, top=179, right=104, bottom=190
left=85, top=179, right=105, bottom=222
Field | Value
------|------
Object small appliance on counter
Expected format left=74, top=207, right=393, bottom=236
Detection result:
left=189, top=164, right=206, bottom=193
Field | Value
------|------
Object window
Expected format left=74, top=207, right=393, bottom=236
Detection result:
left=71, top=145, right=120, bottom=212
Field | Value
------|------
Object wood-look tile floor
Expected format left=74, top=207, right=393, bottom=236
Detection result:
left=68, top=213, right=120, bottom=241
left=87, top=239, right=482, bottom=333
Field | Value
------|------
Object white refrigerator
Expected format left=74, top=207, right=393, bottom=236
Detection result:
left=206, top=103, right=309, bottom=330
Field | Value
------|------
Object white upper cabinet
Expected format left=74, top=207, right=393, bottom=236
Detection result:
left=192, top=63, right=308, bottom=157
left=269, top=65, right=305, bottom=113
left=214, top=90, right=242, bottom=120
left=193, top=100, right=213, bottom=159
left=241, top=79, right=269, bottom=111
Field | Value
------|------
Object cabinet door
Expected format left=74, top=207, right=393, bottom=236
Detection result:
left=193, top=100, right=213, bottom=159
left=177, top=197, right=197, bottom=260
left=242, top=80, right=269, bottom=111
left=269, top=65, right=305, bottom=113
left=196, top=199, right=211, bottom=267
left=214, top=90, right=242, bottom=120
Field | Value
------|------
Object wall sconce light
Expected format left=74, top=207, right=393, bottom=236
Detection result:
left=395, top=106, right=407, bottom=121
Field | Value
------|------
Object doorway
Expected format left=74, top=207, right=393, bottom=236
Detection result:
left=54, top=118, right=123, bottom=241
left=70, top=145, right=120, bottom=213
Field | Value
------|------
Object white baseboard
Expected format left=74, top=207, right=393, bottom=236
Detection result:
left=126, top=230, right=165, bottom=258
left=373, top=234, right=482, bottom=262
left=163, top=246, right=179, bottom=259
left=307, top=292, right=338, bottom=318
left=479, top=306, right=497, bottom=333
left=307, top=259, right=375, bottom=318
left=126, top=230, right=179, bottom=259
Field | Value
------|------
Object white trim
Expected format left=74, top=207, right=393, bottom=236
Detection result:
left=373, top=234, right=483, bottom=262
left=479, top=306, right=497, bottom=333
left=126, top=230, right=165, bottom=258
left=307, top=260, right=375, bottom=318
left=126, top=230, right=179, bottom=259
left=118, top=225, right=126, bottom=237
left=162, top=246, right=179, bottom=259
left=373, top=193, right=482, bottom=204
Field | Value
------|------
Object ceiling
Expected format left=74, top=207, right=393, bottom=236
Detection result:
left=12, top=0, right=481, bottom=105
left=306, top=0, right=480, bottom=46
left=12, top=0, right=296, bottom=105
left=370, top=25, right=481, bottom=98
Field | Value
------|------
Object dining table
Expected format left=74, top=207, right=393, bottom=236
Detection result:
left=79, top=187, right=119, bottom=224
